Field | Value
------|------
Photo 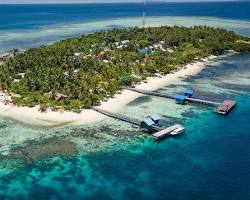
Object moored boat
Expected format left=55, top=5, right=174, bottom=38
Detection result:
left=170, top=127, right=185, bottom=136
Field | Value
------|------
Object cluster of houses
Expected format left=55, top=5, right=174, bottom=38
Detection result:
left=71, top=39, right=175, bottom=70
left=114, top=39, right=174, bottom=55
left=74, top=44, right=112, bottom=64
left=115, top=39, right=130, bottom=49
left=137, top=41, right=174, bottom=54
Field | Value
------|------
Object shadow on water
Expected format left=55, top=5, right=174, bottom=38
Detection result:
left=126, top=95, right=152, bottom=106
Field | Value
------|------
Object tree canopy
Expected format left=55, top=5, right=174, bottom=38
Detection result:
left=0, top=26, right=249, bottom=112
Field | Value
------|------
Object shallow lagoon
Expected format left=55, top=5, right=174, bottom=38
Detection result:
left=1, top=16, right=250, bottom=52
left=0, top=2, right=250, bottom=199
left=0, top=54, right=250, bottom=199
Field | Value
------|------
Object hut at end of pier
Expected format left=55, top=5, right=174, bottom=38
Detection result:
left=141, top=117, right=156, bottom=132
left=174, top=95, right=186, bottom=104
left=184, top=89, right=194, bottom=97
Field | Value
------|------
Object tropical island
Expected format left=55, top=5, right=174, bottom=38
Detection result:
left=0, top=26, right=250, bottom=114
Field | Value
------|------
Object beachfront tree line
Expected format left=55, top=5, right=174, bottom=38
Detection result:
left=0, top=26, right=249, bottom=112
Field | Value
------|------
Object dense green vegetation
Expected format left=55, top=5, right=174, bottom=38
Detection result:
left=0, top=26, right=250, bottom=112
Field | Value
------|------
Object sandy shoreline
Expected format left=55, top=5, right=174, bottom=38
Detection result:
left=0, top=55, right=217, bottom=126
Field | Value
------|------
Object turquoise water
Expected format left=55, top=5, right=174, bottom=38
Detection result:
left=0, top=2, right=250, bottom=199
left=1, top=2, right=250, bottom=52
left=1, top=54, right=250, bottom=199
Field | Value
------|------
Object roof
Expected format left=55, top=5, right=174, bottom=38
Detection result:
left=121, top=40, right=130, bottom=45
left=174, top=95, right=186, bottom=101
left=137, top=48, right=148, bottom=54
left=142, top=117, right=155, bottom=126
left=64, top=71, right=69, bottom=76
left=17, top=73, right=26, bottom=78
left=74, top=53, right=81, bottom=56
left=167, top=48, right=174, bottom=53
left=150, top=114, right=160, bottom=122
left=184, top=89, right=194, bottom=95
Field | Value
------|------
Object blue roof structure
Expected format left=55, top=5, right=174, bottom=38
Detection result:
left=174, top=95, right=186, bottom=101
left=137, top=48, right=148, bottom=54
left=184, top=89, right=194, bottom=97
left=150, top=114, right=160, bottom=122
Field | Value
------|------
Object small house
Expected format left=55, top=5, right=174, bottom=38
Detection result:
left=44, top=91, right=53, bottom=98
left=17, top=73, right=26, bottom=78
left=103, top=59, right=109, bottom=64
left=64, top=71, right=69, bottom=76
left=167, top=48, right=174, bottom=53
left=184, top=89, right=194, bottom=97
left=149, top=114, right=160, bottom=124
left=117, top=45, right=124, bottom=49
left=159, top=41, right=165, bottom=45
left=74, top=53, right=81, bottom=57
left=148, top=46, right=155, bottom=53
left=121, top=40, right=130, bottom=45
left=153, top=44, right=160, bottom=49
left=55, top=93, right=68, bottom=101
left=175, top=95, right=186, bottom=104
left=137, top=48, right=148, bottom=54
left=141, top=117, right=155, bottom=132
left=161, top=48, right=167, bottom=52
left=17, top=73, right=26, bottom=79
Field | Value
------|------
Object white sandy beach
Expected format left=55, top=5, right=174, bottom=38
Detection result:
left=0, top=55, right=217, bottom=126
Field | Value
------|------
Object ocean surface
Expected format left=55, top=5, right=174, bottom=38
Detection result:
left=0, top=2, right=250, bottom=200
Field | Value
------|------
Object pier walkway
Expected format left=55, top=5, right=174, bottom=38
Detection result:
left=185, top=97, right=220, bottom=106
left=125, top=87, right=220, bottom=106
left=125, top=87, right=175, bottom=99
left=152, top=124, right=182, bottom=140
left=92, top=107, right=183, bottom=140
left=92, top=107, right=141, bottom=126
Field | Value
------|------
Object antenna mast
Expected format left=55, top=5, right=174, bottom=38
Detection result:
left=142, top=0, right=146, bottom=28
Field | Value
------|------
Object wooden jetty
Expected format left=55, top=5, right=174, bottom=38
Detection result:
left=125, top=87, right=219, bottom=105
left=92, top=107, right=141, bottom=126
left=125, top=87, right=174, bottom=99
left=215, top=100, right=236, bottom=115
left=186, top=97, right=220, bottom=106
left=152, top=124, right=183, bottom=140
left=125, top=87, right=235, bottom=114
left=92, top=107, right=184, bottom=140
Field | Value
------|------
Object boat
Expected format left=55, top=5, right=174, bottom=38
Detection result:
left=170, top=127, right=185, bottom=136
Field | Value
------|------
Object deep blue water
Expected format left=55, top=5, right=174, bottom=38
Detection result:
left=1, top=2, right=250, bottom=52
left=0, top=2, right=250, bottom=200
left=1, top=2, right=250, bottom=30
left=0, top=2, right=250, bottom=30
